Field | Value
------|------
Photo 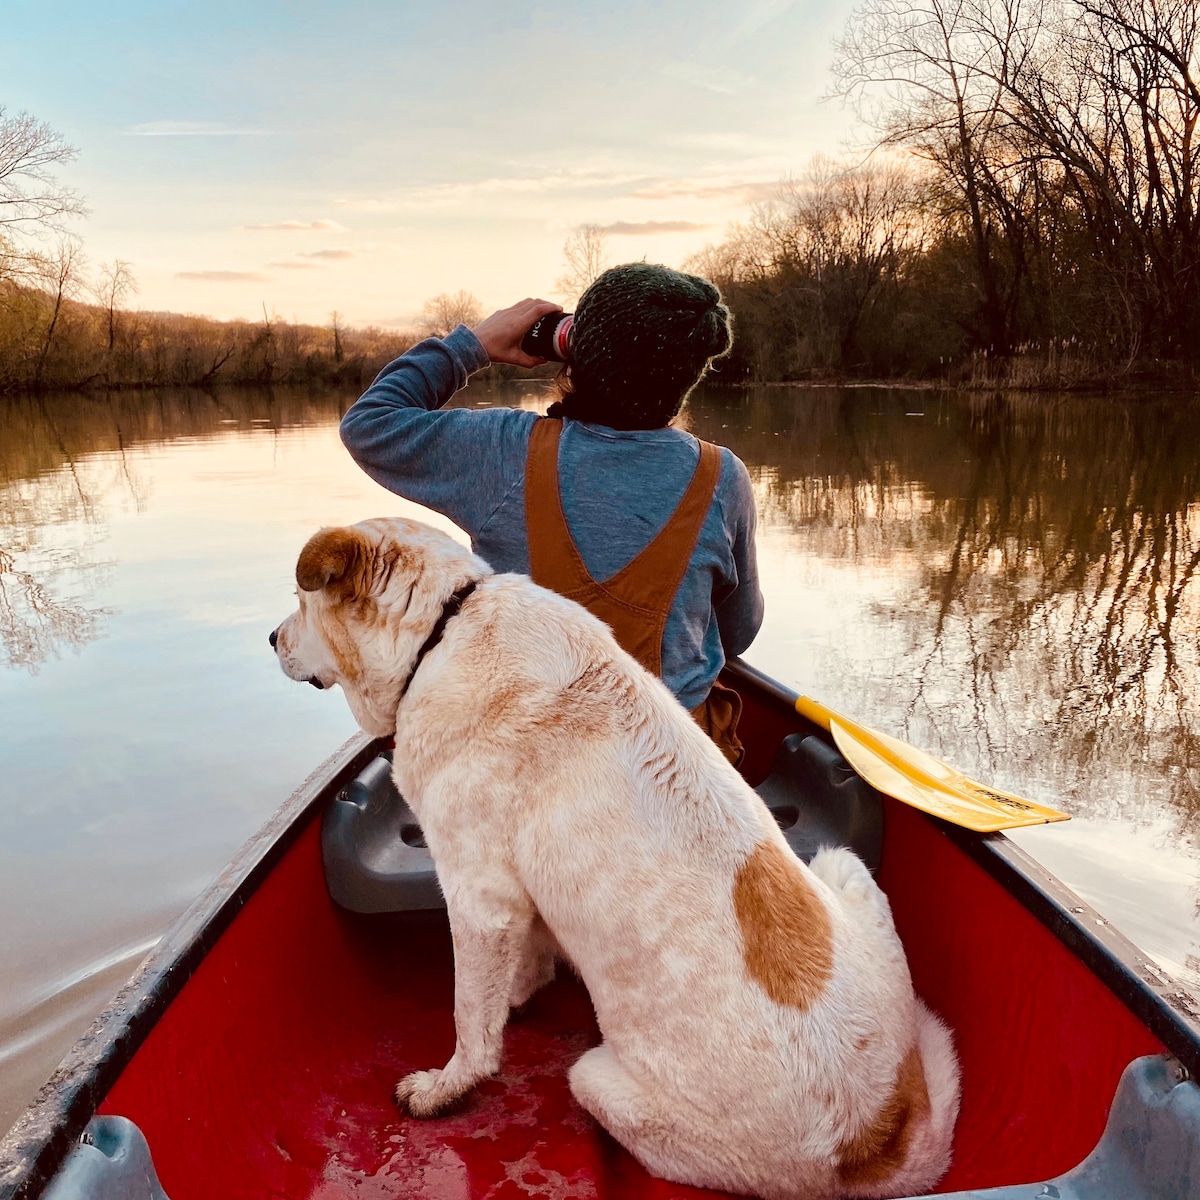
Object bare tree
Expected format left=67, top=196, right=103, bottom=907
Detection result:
left=420, top=290, right=484, bottom=337
left=33, top=238, right=83, bottom=384
left=686, top=158, right=926, bottom=375
left=256, top=302, right=277, bottom=384
left=833, top=0, right=1200, bottom=362
left=94, top=259, right=137, bottom=353
left=1011, top=0, right=1200, bottom=356
left=556, top=224, right=609, bottom=304
left=0, top=109, right=85, bottom=257
left=833, top=0, right=1036, bottom=354
left=330, top=310, right=344, bottom=364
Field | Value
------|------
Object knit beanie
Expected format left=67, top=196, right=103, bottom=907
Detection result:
left=550, top=263, right=732, bottom=429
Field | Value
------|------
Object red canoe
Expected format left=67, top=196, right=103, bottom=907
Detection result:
left=2, top=661, right=1198, bottom=1199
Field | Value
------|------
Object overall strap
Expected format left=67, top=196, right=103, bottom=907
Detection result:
left=525, top=418, right=593, bottom=595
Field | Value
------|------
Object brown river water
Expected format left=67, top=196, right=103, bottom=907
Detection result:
left=1, top=380, right=1197, bottom=1135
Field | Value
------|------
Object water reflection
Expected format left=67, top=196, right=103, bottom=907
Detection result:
left=0, top=389, right=347, bottom=670
left=0, top=544, right=105, bottom=672
left=1, top=379, right=1198, bottom=1135
left=686, top=387, right=1200, bottom=832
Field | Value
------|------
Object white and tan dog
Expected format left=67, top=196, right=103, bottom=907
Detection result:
left=272, top=517, right=960, bottom=1200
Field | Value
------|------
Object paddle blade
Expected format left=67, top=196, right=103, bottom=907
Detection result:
left=795, top=696, right=1070, bottom=832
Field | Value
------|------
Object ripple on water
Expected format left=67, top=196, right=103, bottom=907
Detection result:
left=0, top=935, right=160, bottom=1131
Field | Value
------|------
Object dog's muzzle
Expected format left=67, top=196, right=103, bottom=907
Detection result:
left=270, top=624, right=323, bottom=687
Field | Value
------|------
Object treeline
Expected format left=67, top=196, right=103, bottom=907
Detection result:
left=0, top=107, right=481, bottom=393
left=690, top=0, right=1200, bottom=386
left=0, top=275, right=421, bottom=393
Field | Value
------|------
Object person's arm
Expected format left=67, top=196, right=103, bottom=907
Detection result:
left=715, top=453, right=765, bottom=656
left=339, top=299, right=560, bottom=534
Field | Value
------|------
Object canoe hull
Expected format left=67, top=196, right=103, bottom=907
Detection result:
left=3, top=662, right=1198, bottom=1199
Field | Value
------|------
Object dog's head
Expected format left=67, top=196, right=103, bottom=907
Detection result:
left=271, top=518, right=489, bottom=735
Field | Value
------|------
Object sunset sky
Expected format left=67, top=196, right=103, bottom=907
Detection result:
left=5, top=0, right=863, bottom=328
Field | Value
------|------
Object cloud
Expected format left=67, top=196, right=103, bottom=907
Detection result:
left=240, top=219, right=348, bottom=232
left=660, top=61, right=756, bottom=95
left=333, top=197, right=408, bottom=214
left=334, top=170, right=649, bottom=212
left=727, top=0, right=801, bottom=42
left=336, top=170, right=781, bottom=218
left=176, top=270, right=268, bottom=282
left=127, top=121, right=270, bottom=137
left=597, top=220, right=710, bottom=235
left=630, top=178, right=780, bottom=203
left=262, top=248, right=355, bottom=269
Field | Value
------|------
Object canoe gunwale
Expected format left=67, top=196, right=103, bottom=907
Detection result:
left=726, top=657, right=1200, bottom=1081
left=0, top=732, right=382, bottom=1200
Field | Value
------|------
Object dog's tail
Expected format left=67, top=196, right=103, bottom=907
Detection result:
left=909, top=1001, right=962, bottom=1193
left=846, top=999, right=961, bottom=1199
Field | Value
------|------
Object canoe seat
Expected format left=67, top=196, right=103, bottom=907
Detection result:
left=322, top=754, right=443, bottom=913
left=321, top=732, right=882, bottom=914
left=899, top=1054, right=1199, bottom=1200
left=755, top=732, right=882, bottom=873
left=42, top=1115, right=169, bottom=1200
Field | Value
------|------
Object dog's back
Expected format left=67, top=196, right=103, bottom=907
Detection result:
left=402, top=574, right=960, bottom=1199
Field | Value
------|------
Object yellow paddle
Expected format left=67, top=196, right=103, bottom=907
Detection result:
left=794, top=696, right=1071, bottom=833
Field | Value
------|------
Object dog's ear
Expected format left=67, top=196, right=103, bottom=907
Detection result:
left=296, top=526, right=370, bottom=594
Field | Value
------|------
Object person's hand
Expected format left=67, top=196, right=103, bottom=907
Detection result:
left=472, top=298, right=563, bottom=367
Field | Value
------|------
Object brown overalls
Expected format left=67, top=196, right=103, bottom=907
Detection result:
left=524, top=418, right=744, bottom=766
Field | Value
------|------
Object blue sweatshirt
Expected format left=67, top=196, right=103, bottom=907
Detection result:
left=339, top=325, right=764, bottom=709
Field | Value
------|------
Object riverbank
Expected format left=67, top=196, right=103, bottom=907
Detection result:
left=7, top=358, right=1199, bottom=399
left=0, top=283, right=420, bottom=395
left=718, top=351, right=1200, bottom=395
left=7, top=278, right=1200, bottom=398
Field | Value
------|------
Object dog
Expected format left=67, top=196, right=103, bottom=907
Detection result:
left=271, top=517, right=960, bottom=1200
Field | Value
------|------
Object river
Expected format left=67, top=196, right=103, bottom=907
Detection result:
left=1, top=380, right=1197, bottom=1134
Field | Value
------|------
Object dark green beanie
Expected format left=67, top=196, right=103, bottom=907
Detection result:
left=554, top=263, right=732, bottom=429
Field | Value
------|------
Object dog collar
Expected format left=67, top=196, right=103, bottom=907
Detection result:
left=397, top=580, right=479, bottom=702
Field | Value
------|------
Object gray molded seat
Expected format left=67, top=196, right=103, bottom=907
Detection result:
left=321, top=732, right=882, bottom=914
left=43, top=1115, right=170, bottom=1200
left=322, top=753, right=444, bottom=913
left=756, top=732, right=882, bottom=873
left=904, top=1055, right=1199, bottom=1200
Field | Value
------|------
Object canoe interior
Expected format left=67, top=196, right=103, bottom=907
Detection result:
left=90, top=675, right=1167, bottom=1199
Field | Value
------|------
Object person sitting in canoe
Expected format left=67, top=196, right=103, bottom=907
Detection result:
left=339, top=262, right=763, bottom=764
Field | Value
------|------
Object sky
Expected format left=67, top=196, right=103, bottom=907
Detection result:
left=3, top=0, right=864, bottom=328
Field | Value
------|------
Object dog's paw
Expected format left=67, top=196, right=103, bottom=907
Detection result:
left=395, top=1069, right=458, bottom=1118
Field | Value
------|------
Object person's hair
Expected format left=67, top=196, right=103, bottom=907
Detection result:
left=545, top=263, right=732, bottom=430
